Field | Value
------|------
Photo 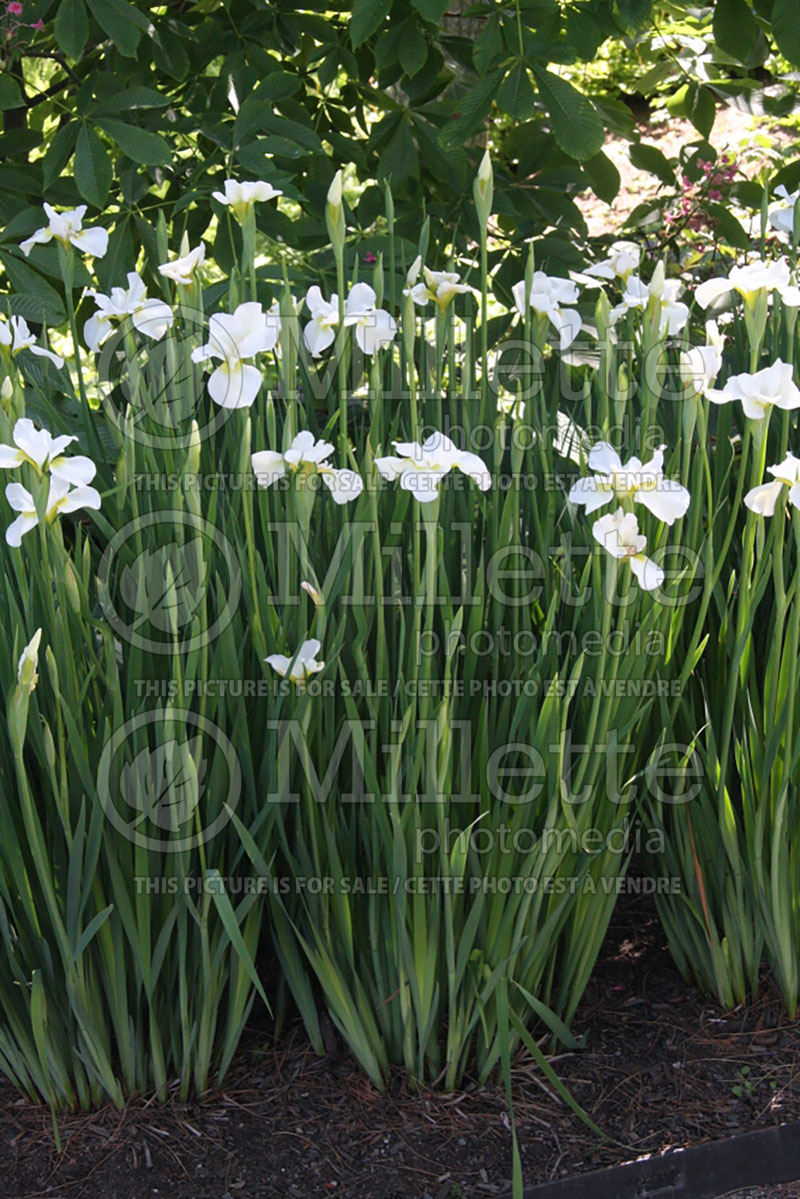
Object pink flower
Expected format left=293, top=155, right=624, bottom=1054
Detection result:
left=31, top=16, right=43, bottom=27
left=7, top=2, right=23, bottom=14
left=364, top=250, right=377, bottom=264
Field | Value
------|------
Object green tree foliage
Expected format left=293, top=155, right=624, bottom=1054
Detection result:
left=0, top=0, right=798, bottom=280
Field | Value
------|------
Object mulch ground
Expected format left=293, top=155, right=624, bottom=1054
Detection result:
left=3, top=897, right=800, bottom=1199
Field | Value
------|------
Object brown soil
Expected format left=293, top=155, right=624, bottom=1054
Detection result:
left=2, top=897, right=800, bottom=1198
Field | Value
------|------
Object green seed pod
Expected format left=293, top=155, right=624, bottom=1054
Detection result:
left=185, top=419, right=201, bottom=476
left=41, top=719, right=56, bottom=771
left=64, top=558, right=82, bottom=615
left=473, top=149, right=493, bottom=232
left=326, top=170, right=345, bottom=259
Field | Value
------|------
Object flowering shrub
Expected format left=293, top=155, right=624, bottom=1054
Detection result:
left=665, top=154, right=739, bottom=237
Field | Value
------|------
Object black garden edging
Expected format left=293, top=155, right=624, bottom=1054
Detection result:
left=512, top=1120, right=800, bottom=1199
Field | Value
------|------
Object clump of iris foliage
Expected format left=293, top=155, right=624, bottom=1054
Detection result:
left=1, top=157, right=800, bottom=1196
